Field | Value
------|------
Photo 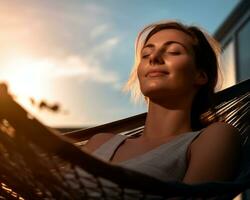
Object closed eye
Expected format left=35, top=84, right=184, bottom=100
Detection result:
left=141, top=47, right=152, bottom=59
left=166, top=51, right=181, bottom=55
left=165, top=43, right=183, bottom=55
left=141, top=54, right=150, bottom=59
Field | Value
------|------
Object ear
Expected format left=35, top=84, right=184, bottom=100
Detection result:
left=195, top=71, right=208, bottom=86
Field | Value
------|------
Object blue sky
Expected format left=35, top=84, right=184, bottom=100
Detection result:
left=0, top=0, right=239, bottom=127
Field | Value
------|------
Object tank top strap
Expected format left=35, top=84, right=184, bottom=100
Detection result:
left=92, top=134, right=128, bottom=161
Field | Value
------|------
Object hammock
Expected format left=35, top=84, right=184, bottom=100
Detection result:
left=0, top=79, right=249, bottom=200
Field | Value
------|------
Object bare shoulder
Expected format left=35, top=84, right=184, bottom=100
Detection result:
left=82, top=132, right=115, bottom=153
left=205, top=121, right=239, bottom=133
left=194, top=122, right=240, bottom=145
left=183, top=122, right=242, bottom=183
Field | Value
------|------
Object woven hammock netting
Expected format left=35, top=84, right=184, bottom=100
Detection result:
left=0, top=80, right=249, bottom=200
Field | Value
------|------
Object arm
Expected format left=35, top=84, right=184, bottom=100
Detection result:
left=183, top=122, right=241, bottom=184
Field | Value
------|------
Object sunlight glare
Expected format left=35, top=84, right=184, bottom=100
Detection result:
left=2, top=56, right=53, bottom=101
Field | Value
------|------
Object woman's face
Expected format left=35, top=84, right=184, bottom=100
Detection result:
left=137, top=28, right=203, bottom=101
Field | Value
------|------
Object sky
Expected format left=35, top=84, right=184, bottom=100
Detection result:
left=0, top=0, right=240, bottom=128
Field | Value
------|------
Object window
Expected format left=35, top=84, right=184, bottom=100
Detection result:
left=220, top=40, right=236, bottom=90
left=237, top=18, right=250, bottom=81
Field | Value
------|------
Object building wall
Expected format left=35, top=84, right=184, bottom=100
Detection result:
left=214, top=1, right=250, bottom=199
left=215, top=1, right=250, bottom=90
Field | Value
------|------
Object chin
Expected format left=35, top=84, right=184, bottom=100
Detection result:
left=142, top=89, right=168, bottom=100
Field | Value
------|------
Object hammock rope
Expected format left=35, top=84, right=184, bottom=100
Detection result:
left=0, top=79, right=249, bottom=199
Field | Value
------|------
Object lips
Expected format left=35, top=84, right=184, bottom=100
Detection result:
left=146, top=70, right=169, bottom=77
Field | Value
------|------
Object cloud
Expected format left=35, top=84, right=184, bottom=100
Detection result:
left=53, top=55, right=120, bottom=86
left=0, top=1, right=113, bottom=56
left=0, top=0, right=123, bottom=90
left=89, top=36, right=120, bottom=61
left=90, top=24, right=110, bottom=39
left=0, top=53, right=120, bottom=86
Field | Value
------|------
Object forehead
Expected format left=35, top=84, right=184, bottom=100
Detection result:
left=145, top=29, right=194, bottom=47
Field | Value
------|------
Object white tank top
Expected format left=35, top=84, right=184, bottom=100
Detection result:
left=92, top=130, right=202, bottom=182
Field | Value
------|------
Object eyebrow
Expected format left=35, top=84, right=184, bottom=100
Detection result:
left=142, top=41, right=189, bottom=52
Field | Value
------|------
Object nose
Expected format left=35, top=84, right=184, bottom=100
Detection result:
left=149, top=49, right=165, bottom=65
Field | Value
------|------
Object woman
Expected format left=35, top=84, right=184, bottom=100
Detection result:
left=83, top=21, right=241, bottom=184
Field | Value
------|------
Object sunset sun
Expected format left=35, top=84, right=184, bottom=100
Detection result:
left=1, top=56, right=52, bottom=101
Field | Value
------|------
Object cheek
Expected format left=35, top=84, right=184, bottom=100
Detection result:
left=137, top=63, right=153, bottom=95
left=137, top=63, right=145, bottom=84
left=170, top=57, right=196, bottom=78
left=167, top=57, right=198, bottom=92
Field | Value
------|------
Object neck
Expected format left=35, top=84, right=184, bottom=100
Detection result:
left=142, top=95, right=194, bottom=140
